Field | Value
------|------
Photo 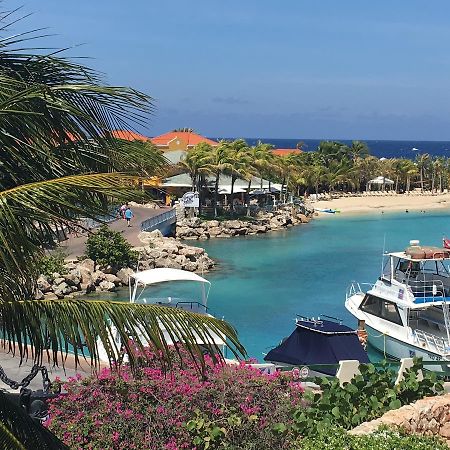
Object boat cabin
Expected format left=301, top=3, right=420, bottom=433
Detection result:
left=357, top=241, right=450, bottom=355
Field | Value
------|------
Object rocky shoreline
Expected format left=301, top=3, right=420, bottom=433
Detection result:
left=176, top=205, right=313, bottom=240
left=36, top=230, right=214, bottom=300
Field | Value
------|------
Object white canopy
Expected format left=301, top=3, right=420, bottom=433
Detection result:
left=218, top=186, right=247, bottom=194
left=368, top=176, right=394, bottom=185
left=131, top=268, right=210, bottom=286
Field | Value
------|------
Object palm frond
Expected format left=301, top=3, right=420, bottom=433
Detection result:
left=0, top=299, right=246, bottom=371
left=0, top=173, right=146, bottom=300
left=0, top=390, right=67, bottom=450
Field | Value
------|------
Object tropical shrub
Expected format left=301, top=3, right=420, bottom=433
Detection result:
left=85, top=225, right=137, bottom=269
left=296, top=426, right=448, bottom=450
left=293, top=359, right=443, bottom=436
left=45, top=348, right=304, bottom=449
left=36, top=248, right=67, bottom=277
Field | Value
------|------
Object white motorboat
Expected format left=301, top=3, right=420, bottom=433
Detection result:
left=97, top=268, right=226, bottom=362
left=345, top=239, right=450, bottom=372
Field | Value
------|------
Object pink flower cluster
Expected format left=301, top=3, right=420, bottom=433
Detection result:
left=45, top=348, right=304, bottom=449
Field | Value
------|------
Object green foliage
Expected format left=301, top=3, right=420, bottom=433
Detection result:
left=85, top=225, right=137, bottom=269
left=293, top=359, right=443, bottom=436
left=37, top=249, right=67, bottom=277
left=296, top=426, right=448, bottom=450
left=186, top=408, right=264, bottom=450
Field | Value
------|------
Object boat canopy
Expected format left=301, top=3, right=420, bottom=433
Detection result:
left=131, top=268, right=210, bottom=286
left=264, top=319, right=369, bottom=375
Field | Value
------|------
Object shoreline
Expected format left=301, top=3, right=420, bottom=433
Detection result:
left=310, top=192, right=450, bottom=217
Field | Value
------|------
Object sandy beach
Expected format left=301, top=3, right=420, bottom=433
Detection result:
left=311, top=192, right=450, bottom=216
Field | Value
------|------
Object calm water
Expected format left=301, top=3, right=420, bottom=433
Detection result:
left=212, top=137, right=450, bottom=159
left=115, top=210, right=450, bottom=360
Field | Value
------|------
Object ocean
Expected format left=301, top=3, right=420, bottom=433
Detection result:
left=212, top=138, right=450, bottom=159
left=113, top=210, right=450, bottom=361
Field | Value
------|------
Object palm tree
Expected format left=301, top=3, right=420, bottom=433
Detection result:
left=224, top=139, right=250, bottom=212
left=199, top=142, right=231, bottom=217
left=416, top=153, right=430, bottom=192
left=179, top=142, right=213, bottom=191
left=0, top=8, right=245, bottom=391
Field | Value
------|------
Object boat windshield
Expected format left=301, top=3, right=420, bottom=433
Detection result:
left=383, top=256, right=450, bottom=298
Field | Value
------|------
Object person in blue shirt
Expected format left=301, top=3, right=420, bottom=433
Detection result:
left=124, top=206, right=134, bottom=227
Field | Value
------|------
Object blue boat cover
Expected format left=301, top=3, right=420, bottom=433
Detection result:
left=264, top=319, right=369, bottom=375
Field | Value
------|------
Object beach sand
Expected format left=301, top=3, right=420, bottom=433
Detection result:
left=311, top=192, right=450, bottom=216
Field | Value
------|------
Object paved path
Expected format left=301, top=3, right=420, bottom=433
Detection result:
left=61, top=206, right=171, bottom=259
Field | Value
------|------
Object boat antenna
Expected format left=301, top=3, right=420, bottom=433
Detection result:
left=380, top=233, right=386, bottom=278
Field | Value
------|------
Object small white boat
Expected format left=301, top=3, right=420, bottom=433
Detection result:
left=345, top=239, right=450, bottom=372
left=97, top=268, right=226, bottom=362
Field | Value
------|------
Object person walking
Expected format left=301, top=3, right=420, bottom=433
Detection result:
left=124, top=206, right=134, bottom=227
left=119, top=203, right=127, bottom=219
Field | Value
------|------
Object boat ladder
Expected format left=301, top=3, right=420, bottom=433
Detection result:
left=414, top=329, right=448, bottom=354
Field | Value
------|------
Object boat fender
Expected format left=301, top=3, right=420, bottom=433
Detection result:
left=357, top=329, right=368, bottom=349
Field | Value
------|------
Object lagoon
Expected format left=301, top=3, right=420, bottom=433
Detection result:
left=114, top=210, right=450, bottom=360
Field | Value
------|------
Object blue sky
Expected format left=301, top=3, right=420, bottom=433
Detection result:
left=16, top=1, right=450, bottom=140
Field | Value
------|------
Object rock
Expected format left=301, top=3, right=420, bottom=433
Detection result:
left=155, top=257, right=181, bottom=270
left=298, top=213, right=309, bottom=223
left=79, top=258, right=95, bottom=272
left=98, top=280, right=116, bottom=292
left=44, top=292, right=59, bottom=300
left=37, top=276, right=52, bottom=293
left=92, top=271, right=106, bottom=285
left=208, top=226, right=222, bottom=237
left=63, top=273, right=80, bottom=287
left=116, top=268, right=134, bottom=285
left=440, top=422, right=450, bottom=438
left=34, top=289, right=45, bottom=300
left=206, top=220, right=220, bottom=228
left=104, top=274, right=121, bottom=285
left=178, top=246, right=204, bottom=257
left=53, top=277, right=65, bottom=286
left=53, top=282, right=71, bottom=297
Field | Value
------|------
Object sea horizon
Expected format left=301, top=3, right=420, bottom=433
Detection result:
left=210, top=137, right=450, bottom=159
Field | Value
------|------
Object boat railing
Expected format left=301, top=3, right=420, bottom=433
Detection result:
left=142, top=297, right=209, bottom=314
left=346, top=282, right=374, bottom=299
left=407, top=279, right=445, bottom=299
left=413, top=329, right=450, bottom=355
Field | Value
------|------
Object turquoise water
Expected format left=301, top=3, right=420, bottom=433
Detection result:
left=114, top=210, right=450, bottom=360
left=197, top=211, right=450, bottom=360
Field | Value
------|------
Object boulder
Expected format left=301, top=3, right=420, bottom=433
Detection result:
left=44, top=292, right=59, bottom=300
left=92, top=271, right=106, bottom=285
left=53, top=277, right=65, bottom=286
left=98, top=280, right=116, bottom=292
left=206, top=220, right=220, bottom=228
left=155, top=257, right=181, bottom=270
left=78, top=267, right=93, bottom=285
left=63, top=273, right=80, bottom=287
left=208, top=226, right=222, bottom=237
left=37, top=276, right=52, bottom=293
left=34, top=289, right=45, bottom=300
left=79, top=258, right=95, bottom=272
left=104, top=274, right=121, bottom=285
left=116, top=268, right=134, bottom=285
left=223, top=220, right=243, bottom=229
left=178, top=246, right=204, bottom=257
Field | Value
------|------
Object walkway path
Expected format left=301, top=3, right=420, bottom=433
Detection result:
left=61, top=206, right=171, bottom=259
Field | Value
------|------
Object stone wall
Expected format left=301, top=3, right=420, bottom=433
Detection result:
left=176, top=206, right=312, bottom=240
left=36, top=230, right=214, bottom=300
left=350, top=394, right=450, bottom=444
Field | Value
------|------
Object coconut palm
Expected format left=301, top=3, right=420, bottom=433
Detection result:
left=224, top=139, right=250, bottom=212
left=0, top=9, right=245, bottom=387
left=416, top=153, right=430, bottom=192
left=198, top=141, right=232, bottom=217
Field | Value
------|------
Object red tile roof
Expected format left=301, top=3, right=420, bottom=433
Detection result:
left=272, top=148, right=302, bottom=156
left=111, top=130, right=150, bottom=142
left=151, top=131, right=218, bottom=147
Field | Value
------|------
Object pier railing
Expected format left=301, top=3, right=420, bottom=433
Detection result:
left=140, top=208, right=177, bottom=232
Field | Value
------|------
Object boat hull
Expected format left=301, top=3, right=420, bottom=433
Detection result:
left=366, top=324, right=450, bottom=373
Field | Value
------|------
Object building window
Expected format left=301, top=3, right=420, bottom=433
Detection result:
left=360, top=294, right=403, bottom=326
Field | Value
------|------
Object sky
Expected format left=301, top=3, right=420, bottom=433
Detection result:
left=12, top=0, right=450, bottom=140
